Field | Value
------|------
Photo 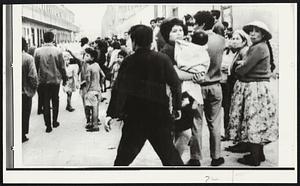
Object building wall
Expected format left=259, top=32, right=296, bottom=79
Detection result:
left=22, top=4, right=79, bottom=47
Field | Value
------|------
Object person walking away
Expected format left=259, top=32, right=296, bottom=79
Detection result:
left=34, top=31, right=67, bottom=133
left=22, top=37, right=38, bottom=142
left=106, top=24, right=184, bottom=166
left=228, top=21, right=278, bottom=166
left=84, top=47, right=105, bottom=132
left=192, top=11, right=225, bottom=166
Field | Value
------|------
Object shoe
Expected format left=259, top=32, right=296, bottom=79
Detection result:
left=86, top=126, right=100, bottom=132
left=211, top=157, right=225, bottom=166
left=22, top=136, right=29, bottom=142
left=221, top=136, right=230, bottom=141
left=85, top=124, right=93, bottom=129
left=66, top=106, right=75, bottom=112
left=53, top=122, right=60, bottom=128
left=244, top=153, right=265, bottom=162
left=46, top=127, right=52, bottom=133
left=186, top=159, right=201, bottom=166
left=225, top=143, right=249, bottom=153
left=237, top=155, right=260, bottom=166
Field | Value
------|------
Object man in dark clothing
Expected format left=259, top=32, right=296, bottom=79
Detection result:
left=34, top=32, right=67, bottom=133
left=106, top=24, right=183, bottom=166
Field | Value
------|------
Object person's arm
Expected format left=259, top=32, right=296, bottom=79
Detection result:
left=174, top=65, right=194, bottom=81
left=235, top=45, right=267, bottom=76
left=163, top=55, right=182, bottom=111
left=28, top=56, right=39, bottom=91
left=57, top=52, right=67, bottom=85
left=34, top=51, right=40, bottom=73
left=85, top=67, right=91, bottom=91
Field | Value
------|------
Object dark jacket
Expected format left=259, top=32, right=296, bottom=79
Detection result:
left=107, top=48, right=182, bottom=120
left=235, top=42, right=271, bottom=82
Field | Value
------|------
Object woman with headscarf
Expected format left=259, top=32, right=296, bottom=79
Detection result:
left=221, top=29, right=251, bottom=144
left=228, top=21, right=278, bottom=166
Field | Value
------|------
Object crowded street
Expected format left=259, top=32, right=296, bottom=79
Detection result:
left=20, top=4, right=280, bottom=167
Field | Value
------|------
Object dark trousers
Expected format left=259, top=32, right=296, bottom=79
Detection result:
left=114, top=115, right=184, bottom=166
left=37, top=85, right=44, bottom=113
left=221, top=75, right=237, bottom=134
left=40, top=84, right=60, bottom=127
left=22, top=94, right=32, bottom=137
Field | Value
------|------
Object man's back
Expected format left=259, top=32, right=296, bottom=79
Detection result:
left=108, top=48, right=181, bottom=119
left=35, top=43, right=66, bottom=84
left=202, top=31, right=225, bottom=84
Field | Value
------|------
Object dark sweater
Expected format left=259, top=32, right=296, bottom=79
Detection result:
left=107, top=48, right=182, bottom=119
left=235, top=42, right=271, bottom=82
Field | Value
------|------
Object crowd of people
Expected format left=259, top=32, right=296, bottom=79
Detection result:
left=22, top=9, right=278, bottom=167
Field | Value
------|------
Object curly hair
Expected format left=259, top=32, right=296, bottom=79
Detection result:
left=160, top=18, right=186, bottom=44
left=193, top=11, right=215, bottom=30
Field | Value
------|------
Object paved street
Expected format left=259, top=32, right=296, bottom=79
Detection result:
left=22, top=79, right=278, bottom=167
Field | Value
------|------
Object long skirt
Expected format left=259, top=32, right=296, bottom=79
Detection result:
left=228, top=80, right=278, bottom=145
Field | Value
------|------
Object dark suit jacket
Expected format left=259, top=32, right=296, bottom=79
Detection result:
left=107, top=48, right=182, bottom=120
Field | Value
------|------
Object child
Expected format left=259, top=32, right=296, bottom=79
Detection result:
left=84, top=47, right=105, bottom=132
left=63, top=52, right=79, bottom=112
left=110, top=50, right=127, bottom=88
left=174, top=29, right=210, bottom=106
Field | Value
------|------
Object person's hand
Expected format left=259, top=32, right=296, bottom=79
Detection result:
left=192, top=73, right=205, bottom=83
left=173, top=110, right=182, bottom=120
left=104, top=117, right=113, bottom=132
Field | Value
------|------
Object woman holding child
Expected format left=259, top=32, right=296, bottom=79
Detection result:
left=228, top=21, right=278, bottom=166
left=159, top=18, right=208, bottom=166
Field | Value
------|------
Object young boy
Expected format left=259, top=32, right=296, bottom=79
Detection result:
left=110, top=50, right=127, bottom=88
left=83, top=47, right=105, bottom=132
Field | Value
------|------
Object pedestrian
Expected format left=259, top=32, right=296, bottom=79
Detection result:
left=63, top=52, right=79, bottom=112
left=211, top=10, right=225, bottom=37
left=84, top=47, right=105, bottom=132
left=228, top=21, right=278, bottom=166
left=95, top=39, right=109, bottom=93
left=22, top=37, right=38, bottom=142
left=154, top=17, right=167, bottom=51
left=159, top=18, right=209, bottom=166
left=34, top=31, right=67, bottom=133
left=106, top=24, right=184, bottom=166
left=79, top=37, right=89, bottom=60
left=110, top=50, right=127, bottom=88
left=192, top=10, right=225, bottom=166
left=27, top=45, right=43, bottom=115
left=221, top=29, right=251, bottom=143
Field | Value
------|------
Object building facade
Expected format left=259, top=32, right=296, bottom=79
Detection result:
left=22, top=4, right=79, bottom=47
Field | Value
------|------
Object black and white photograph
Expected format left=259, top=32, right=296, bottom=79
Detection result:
left=2, top=2, right=298, bottom=184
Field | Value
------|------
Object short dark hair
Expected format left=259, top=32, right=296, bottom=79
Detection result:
left=119, top=38, right=126, bottom=46
left=22, top=37, right=28, bottom=51
left=85, top=47, right=98, bottom=60
left=211, top=10, right=221, bottom=19
left=80, top=37, right=89, bottom=45
left=150, top=19, right=156, bottom=24
left=111, top=41, right=121, bottom=49
left=43, top=31, right=54, bottom=43
left=160, top=18, right=186, bottom=43
left=129, top=24, right=153, bottom=48
left=222, top=21, right=229, bottom=28
left=118, top=50, right=128, bottom=58
left=192, top=30, right=208, bottom=46
left=194, top=11, right=215, bottom=30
